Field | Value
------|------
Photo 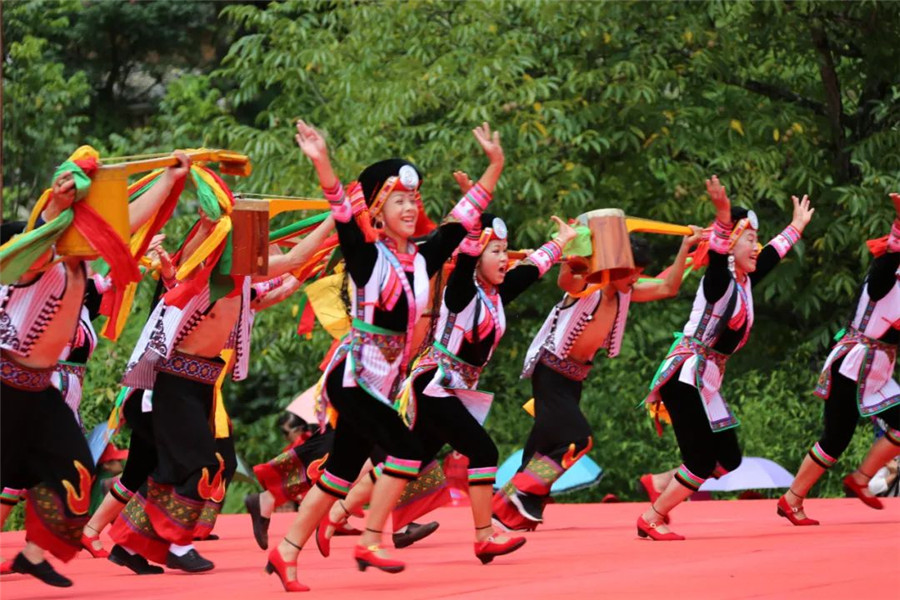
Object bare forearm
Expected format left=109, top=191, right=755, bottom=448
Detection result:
left=129, top=172, right=178, bottom=233
left=265, top=216, right=334, bottom=278
left=475, top=160, right=504, bottom=195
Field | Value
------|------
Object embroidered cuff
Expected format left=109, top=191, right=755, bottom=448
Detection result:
left=523, top=239, right=564, bottom=276
left=768, top=224, right=802, bottom=259
left=449, top=182, right=492, bottom=231
left=709, top=218, right=733, bottom=254
left=322, top=180, right=353, bottom=223
left=252, top=276, right=284, bottom=297
left=889, top=219, right=900, bottom=253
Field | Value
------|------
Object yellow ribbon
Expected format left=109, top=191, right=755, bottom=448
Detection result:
left=212, top=349, right=235, bottom=438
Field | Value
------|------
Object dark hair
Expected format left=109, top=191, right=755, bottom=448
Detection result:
left=276, top=412, right=307, bottom=430
left=731, top=206, right=750, bottom=222
left=357, top=158, right=423, bottom=206
left=1, top=221, right=27, bottom=245
left=630, top=235, right=651, bottom=268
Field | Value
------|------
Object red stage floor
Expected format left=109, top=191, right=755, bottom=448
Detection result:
left=1, top=498, right=897, bottom=599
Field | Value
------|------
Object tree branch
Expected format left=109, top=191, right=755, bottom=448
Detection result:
left=725, top=77, right=828, bottom=117
left=809, top=20, right=851, bottom=183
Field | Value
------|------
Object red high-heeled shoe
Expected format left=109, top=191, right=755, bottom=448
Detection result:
left=265, top=547, right=310, bottom=592
left=474, top=535, right=527, bottom=564
left=776, top=495, right=819, bottom=526
left=315, top=514, right=341, bottom=558
left=353, top=545, right=404, bottom=573
left=843, top=474, right=884, bottom=510
left=636, top=515, right=684, bottom=541
left=80, top=533, right=110, bottom=558
left=638, top=474, right=661, bottom=504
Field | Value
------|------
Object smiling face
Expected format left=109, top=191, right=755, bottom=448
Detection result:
left=477, top=239, right=509, bottom=286
left=379, top=190, right=419, bottom=242
left=732, top=228, right=759, bottom=274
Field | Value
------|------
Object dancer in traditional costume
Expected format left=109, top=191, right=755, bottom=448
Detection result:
left=319, top=178, right=576, bottom=565
left=0, top=151, right=190, bottom=586
left=779, top=192, right=899, bottom=524
left=264, top=120, right=502, bottom=592
left=493, top=220, right=702, bottom=532
left=108, top=165, right=334, bottom=573
left=636, top=176, right=814, bottom=540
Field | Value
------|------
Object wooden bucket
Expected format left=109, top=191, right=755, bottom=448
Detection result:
left=578, top=208, right=634, bottom=283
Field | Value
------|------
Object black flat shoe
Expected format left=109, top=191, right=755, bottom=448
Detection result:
left=194, top=533, right=220, bottom=541
left=11, top=552, right=72, bottom=587
left=392, top=521, right=440, bottom=549
left=165, top=549, right=214, bottom=573
left=244, top=493, right=270, bottom=550
left=108, top=544, right=164, bottom=575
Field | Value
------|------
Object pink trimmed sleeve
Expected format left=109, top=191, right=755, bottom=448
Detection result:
left=522, top=239, right=564, bottom=277
left=888, top=219, right=900, bottom=254
left=322, top=180, right=353, bottom=223
left=767, top=224, right=802, bottom=259
left=449, top=182, right=492, bottom=231
left=708, top=219, right=733, bottom=254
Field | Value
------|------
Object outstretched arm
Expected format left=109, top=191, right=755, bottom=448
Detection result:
left=632, top=226, right=702, bottom=303
left=750, top=194, right=814, bottom=285
left=252, top=274, right=302, bottom=312
left=263, top=215, right=335, bottom=280
left=128, top=152, right=191, bottom=233
left=295, top=120, right=376, bottom=286
left=500, top=216, right=574, bottom=304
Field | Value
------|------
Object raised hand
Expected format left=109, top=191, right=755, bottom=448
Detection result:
left=295, top=120, right=330, bottom=164
left=683, top=225, right=703, bottom=247
left=890, top=192, right=900, bottom=218
left=789, top=194, right=815, bottom=233
left=705, top=175, right=730, bottom=219
left=550, top=215, right=577, bottom=248
left=473, top=122, right=504, bottom=166
left=51, top=171, right=77, bottom=209
left=453, top=170, right=474, bottom=195
left=166, top=151, right=192, bottom=180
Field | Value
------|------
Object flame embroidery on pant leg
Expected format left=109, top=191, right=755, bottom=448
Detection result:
left=306, top=453, right=329, bottom=484
left=198, top=453, right=226, bottom=502
left=62, top=460, right=92, bottom=515
left=561, top=436, right=593, bottom=470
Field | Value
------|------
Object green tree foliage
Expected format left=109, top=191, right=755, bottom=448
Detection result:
left=2, top=1, right=898, bottom=515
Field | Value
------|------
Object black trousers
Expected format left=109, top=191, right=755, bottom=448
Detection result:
left=818, top=356, right=900, bottom=459
left=660, top=373, right=742, bottom=480
left=118, top=389, right=158, bottom=495
left=520, top=362, right=593, bottom=468
left=0, top=381, right=95, bottom=559
left=411, top=369, right=498, bottom=479
left=319, top=360, right=424, bottom=495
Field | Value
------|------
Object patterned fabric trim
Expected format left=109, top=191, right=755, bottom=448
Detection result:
left=111, top=479, right=134, bottom=504
left=382, top=456, right=422, bottom=480
left=449, top=183, right=492, bottom=230
left=769, top=224, right=802, bottom=259
left=0, top=354, right=54, bottom=391
left=144, top=478, right=205, bottom=545
left=521, top=240, right=564, bottom=277
left=317, top=471, right=352, bottom=498
left=709, top=219, right=733, bottom=254
left=674, top=464, right=706, bottom=492
left=322, top=181, right=353, bottom=223
left=886, top=428, right=900, bottom=447
left=25, top=483, right=86, bottom=562
left=467, top=466, right=498, bottom=486
left=0, top=487, right=24, bottom=505
left=814, top=327, right=898, bottom=415
left=539, top=349, right=592, bottom=382
left=808, top=442, right=838, bottom=469
left=158, top=351, right=224, bottom=385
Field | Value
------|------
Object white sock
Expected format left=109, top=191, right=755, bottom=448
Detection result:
left=122, top=545, right=137, bottom=555
left=395, top=525, right=408, bottom=534
left=169, top=543, right=194, bottom=557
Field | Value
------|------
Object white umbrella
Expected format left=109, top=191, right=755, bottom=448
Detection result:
left=699, top=456, right=794, bottom=492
